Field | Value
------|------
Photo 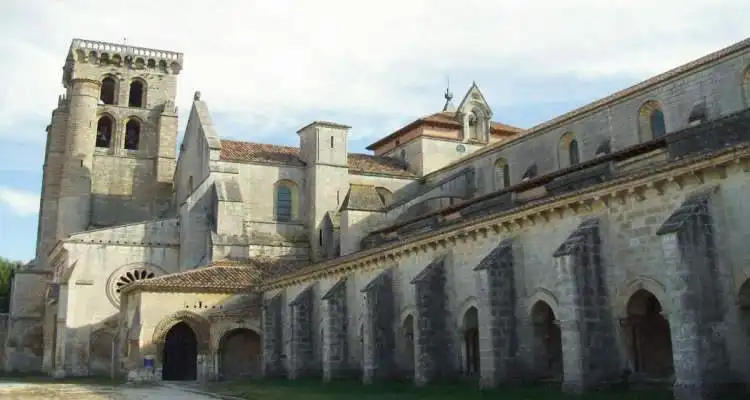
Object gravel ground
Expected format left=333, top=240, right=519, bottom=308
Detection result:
left=0, top=381, right=220, bottom=399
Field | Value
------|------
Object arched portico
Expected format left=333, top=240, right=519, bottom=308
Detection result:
left=529, top=300, right=563, bottom=380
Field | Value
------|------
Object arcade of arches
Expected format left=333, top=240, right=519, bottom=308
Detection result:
left=157, top=319, right=263, bottom=382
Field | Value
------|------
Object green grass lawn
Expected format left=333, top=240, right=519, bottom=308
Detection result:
left=204, top=379, right=675, bottom=400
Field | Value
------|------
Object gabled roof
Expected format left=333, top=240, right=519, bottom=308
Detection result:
left=219, top=139, right=415, bottom=177
left=365, top=111, right=523, bottom=151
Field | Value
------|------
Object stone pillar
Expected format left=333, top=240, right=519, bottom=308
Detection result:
left=288, top=286, right=315, bottom=379
left=262, top=294, right=284, bottom=378
left=361, top=268, right=396, bottom=383
left=473, top=239, right=518, bottom=387
left=321, top=278, right=349, bottom=381
left=411, top=256, right=457, bottom=385
left=656, top=190, right=736, bottom=399
left=553, top=218, right=619, bottom=393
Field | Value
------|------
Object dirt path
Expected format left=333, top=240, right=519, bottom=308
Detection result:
left=0, top=381, right=221, bottom=399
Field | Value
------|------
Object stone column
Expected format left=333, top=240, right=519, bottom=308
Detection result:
left=411, top=256, right=457, bottom=385
left=262, top=294, right=284, bottom=378
left=322, top=278, right=349, bottom=381
left=553, top=218, right=619, bottom=393
left=361, top=269, right=396, bottom=383
left=473, top=239, right=518, bottom=388
left=288, top=286, right=315, bottom=379
left=656, top=191, right=735, bottom=399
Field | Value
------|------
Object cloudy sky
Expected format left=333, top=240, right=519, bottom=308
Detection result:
left=0, top=0, right=748, bottom=262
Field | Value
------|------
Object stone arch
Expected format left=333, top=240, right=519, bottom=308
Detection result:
left=401, top=313, right=416, bottom=378
left=528, top=299, right=563, bottom=379
left=212, top=321, right=262, bottom=352
left=217, top=328, right=262, bottom=380
left=89, top=329, right=115, bottom=375
left=128, top=78, right=146, bottom=108
left=96, top=113, right=114, bottom=148
left=99, top=74, right=117, bottom=105
left=526, top=288, right=560, bottom=318
left=638, top=100, right=667, bottom=141
left=460, top=305, right=480, bottom=377
left=124, top=116, right=142, bottom=150
left=557, top=132, right=580, bottom=168
left=106, top=263, right=166, bottom=308
left=494, top=157, right=510, bottom=190
left=615, top=277, right=671, bottom=319
left=620, top=289, right=674, bottom=379
left=743, top=65, right=750, bottom=107
left=147, top=59, right=156, bottom=69
left=273, top=179, right=299, bottom=222
left=152, top=311, right=211, bottom=358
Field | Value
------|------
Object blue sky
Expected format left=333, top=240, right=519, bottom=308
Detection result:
left=1, top=0, right=749, bottom=262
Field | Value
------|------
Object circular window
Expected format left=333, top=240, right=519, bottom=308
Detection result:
left=115, top=269, right=155, bottom=294
left=106, top=265, right=162, bottom=308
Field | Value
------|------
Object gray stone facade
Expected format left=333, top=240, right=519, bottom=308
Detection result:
left=5, top=36, right=750, bottom=400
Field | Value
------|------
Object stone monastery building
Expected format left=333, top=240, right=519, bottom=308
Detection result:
left=3, top=36, right=750, bottom=399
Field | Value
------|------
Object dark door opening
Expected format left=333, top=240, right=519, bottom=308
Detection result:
left=162, top=321, right=198, bottom=381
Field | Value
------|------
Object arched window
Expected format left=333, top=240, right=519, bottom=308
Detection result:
left=650, top=109, right=666, bottom=137
left=100, top=77, right=116, bottom=105
left=96, top=116, right=113, bottom=148
left=568, top=139, right=580, bottom=166
left=124, top=119, right=140, bottom=150
left=275, top=181, right=297, bottom=222
left=638, top=101, right=666, bottom=140
left=687, top=102, right=707, bottom=126
left=557, top=132, right=578, bottom=168
left=468, top=112, right=479, bottom=141
left=128, top=80, right=145, bottom=108
left=494, top=158, right=510, bottom=189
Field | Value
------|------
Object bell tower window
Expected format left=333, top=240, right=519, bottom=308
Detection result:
left=96, top=116, right=113, bottom=148
left=124, top=119, right=141, bottom=150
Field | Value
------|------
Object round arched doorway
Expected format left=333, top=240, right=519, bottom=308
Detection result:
left=218, top=328, right=262, bottom=380
left=461, top=306, right=479, bottom=377
left=530, top=301, right=563, bottom=379
left=622, top=289, right=674, bottom=380
left=162, top=322, right=198, bottom=381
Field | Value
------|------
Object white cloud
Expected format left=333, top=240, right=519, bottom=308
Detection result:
left=0, top=187, right=39, bottom=216
left=0, top=0, right=749, bottom=143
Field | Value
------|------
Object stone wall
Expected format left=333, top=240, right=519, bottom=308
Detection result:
left=264, top=141, right=750, bottom=397
left=0, top=313, right=8, bottom=372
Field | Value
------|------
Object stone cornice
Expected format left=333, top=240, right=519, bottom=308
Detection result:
left=261, top=144, right=750, bottom=290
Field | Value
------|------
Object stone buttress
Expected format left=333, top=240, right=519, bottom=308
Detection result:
left=473, top=238, right=519, bottom=387
left=321, top=277, right=349, bottom=381
left=288, top=285, right=316, bottom=379
left=656, top=189, right=738, bottom=399
left=410, top=255, right=457, bottom=385
left=361, top=268, right=396, bottom=383
left=553, top=217, right=619, bottom=392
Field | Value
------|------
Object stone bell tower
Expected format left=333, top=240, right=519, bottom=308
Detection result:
left=35, top=38, right=184, bottom=267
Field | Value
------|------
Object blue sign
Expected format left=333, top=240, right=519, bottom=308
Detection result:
left=143, top=358, right=154, bottom=368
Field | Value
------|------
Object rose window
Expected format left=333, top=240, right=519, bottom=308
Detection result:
left=115, top=269, right=155, bottom=294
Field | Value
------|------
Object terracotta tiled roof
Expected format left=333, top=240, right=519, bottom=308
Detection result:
left=346, top=153, right=413, bottom=177
left=121, top=257, right=311, bottom=294
left=121, top=263, right=262, bottom=294
left=220, top=140, right=303, bottom=166
left=366, top=111, right=524, bottom=150
left=219, top=139, right=414, bottom=177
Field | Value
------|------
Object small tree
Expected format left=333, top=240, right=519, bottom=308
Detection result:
left=0, top=257, right=24, bottom=313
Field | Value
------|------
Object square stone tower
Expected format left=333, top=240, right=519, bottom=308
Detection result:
left=36, top=39, right=183, bottom=268
left=297, top=121, right=351, bottom=262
